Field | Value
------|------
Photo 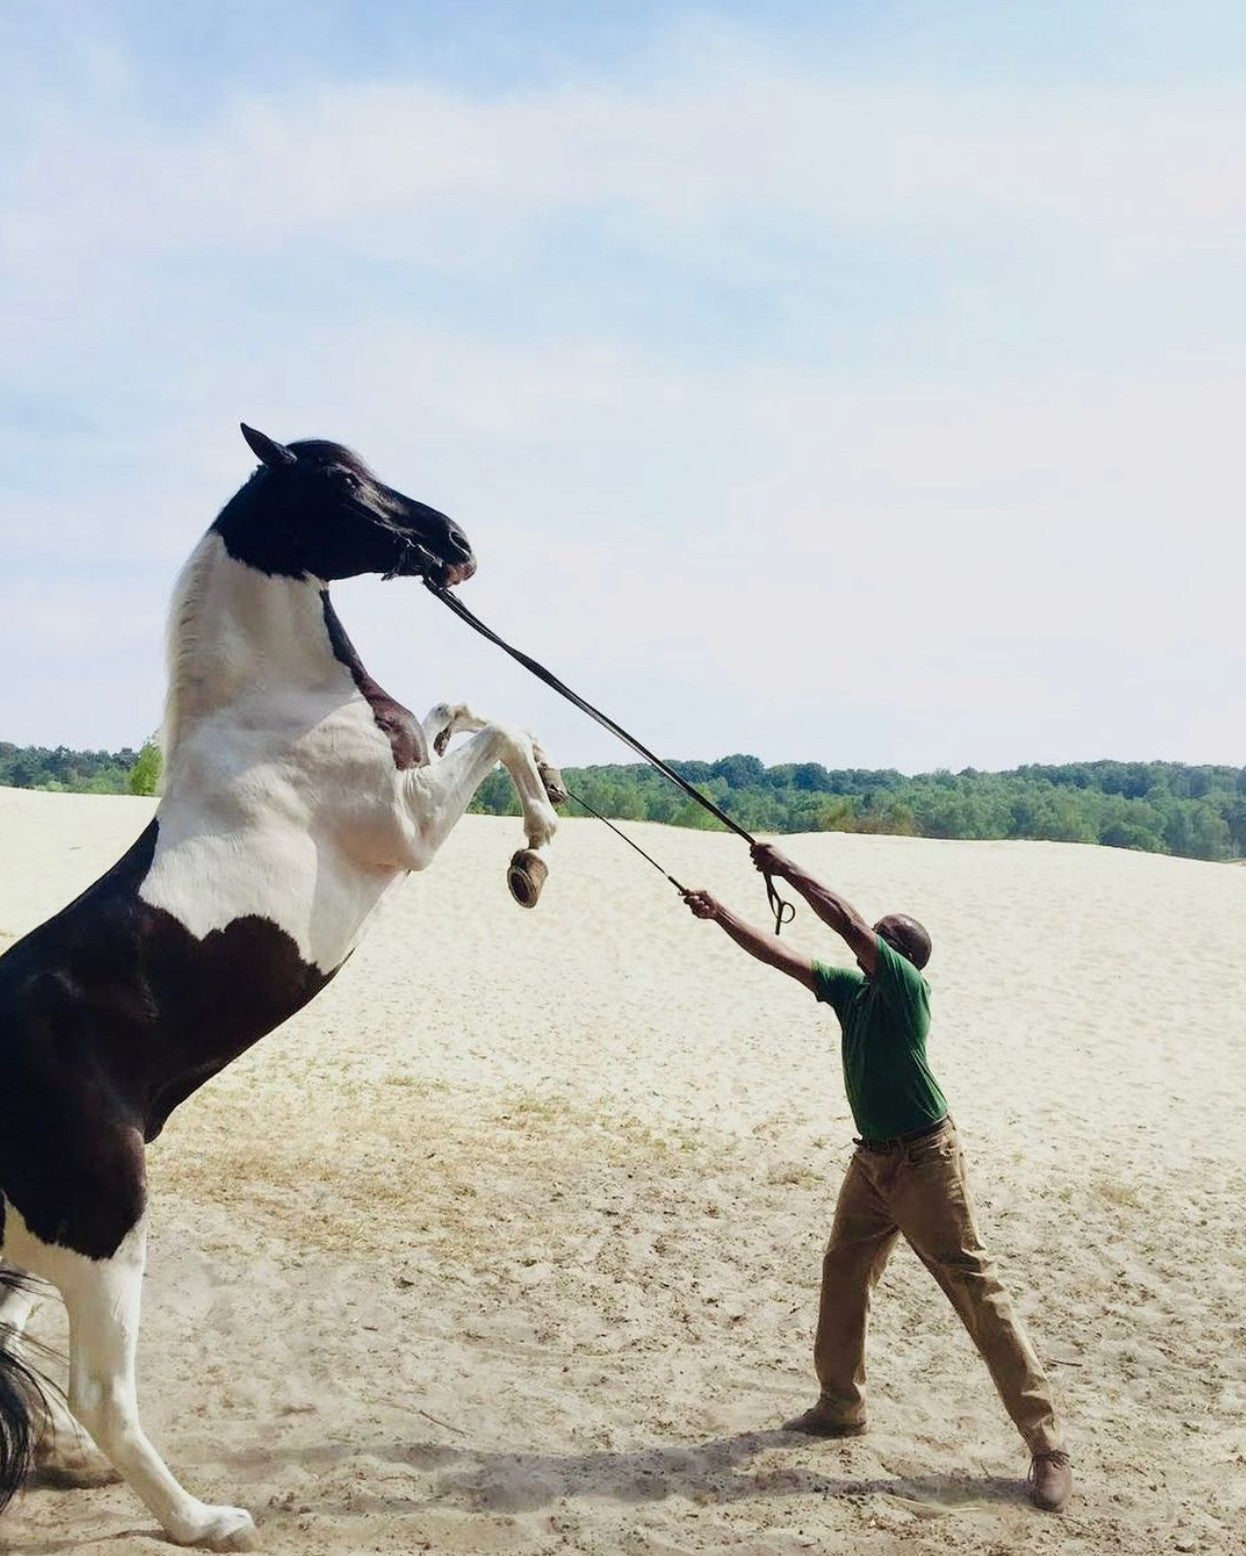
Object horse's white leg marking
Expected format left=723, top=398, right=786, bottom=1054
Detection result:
left=6, top=1211, right=255, bottom=1550
left=405, top=721, right=557, bottom=867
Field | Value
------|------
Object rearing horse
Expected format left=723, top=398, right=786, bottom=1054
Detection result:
left=0, top=425, right=564, bottom=1548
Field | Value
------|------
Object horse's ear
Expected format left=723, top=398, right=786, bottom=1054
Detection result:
left=240, top=423, right=297, bottom=469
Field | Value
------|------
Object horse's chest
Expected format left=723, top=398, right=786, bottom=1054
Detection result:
left=141, top=734, right=401, bottom=975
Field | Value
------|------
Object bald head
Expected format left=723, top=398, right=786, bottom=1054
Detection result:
left=874, top=913, right=932, bottom=970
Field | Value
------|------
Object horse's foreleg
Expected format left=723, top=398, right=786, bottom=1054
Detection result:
left=48, top=1221, right=255, bottom=1550
left=403, top=722, right=560, bottom=892
left=422, top=704, right=566, bottom=810
left=424, top=702, right=568, bottom=804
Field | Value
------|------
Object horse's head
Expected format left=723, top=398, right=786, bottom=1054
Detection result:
left=211, top=424, right=477, bottom=587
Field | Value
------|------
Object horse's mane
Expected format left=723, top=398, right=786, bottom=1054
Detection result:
left=159, top=537, right=217, bottom=773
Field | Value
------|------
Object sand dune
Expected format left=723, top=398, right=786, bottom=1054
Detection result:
left=1, top=787, right=1243, bottom=1555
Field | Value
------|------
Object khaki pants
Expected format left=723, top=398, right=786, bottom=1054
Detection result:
left=813, top=1119, right=1063, bottom=1454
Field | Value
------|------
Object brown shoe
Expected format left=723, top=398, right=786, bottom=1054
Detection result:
left=1028, top=1450, right=1072, bottom=1512
left=782, top=1405, right=868, bottom=1438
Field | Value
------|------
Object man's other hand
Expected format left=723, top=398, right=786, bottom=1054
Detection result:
left=683, top=888, right=721, bottom=921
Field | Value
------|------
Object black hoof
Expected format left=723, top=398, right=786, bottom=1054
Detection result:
left=508, top=849, right=548, bottom=908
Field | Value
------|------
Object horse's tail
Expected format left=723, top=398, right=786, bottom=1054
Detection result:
left=0, top=1265, right=49, bottom=1512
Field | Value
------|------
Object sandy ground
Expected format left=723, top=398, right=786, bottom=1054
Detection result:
left=0, top=787, right=1243, bottom=1556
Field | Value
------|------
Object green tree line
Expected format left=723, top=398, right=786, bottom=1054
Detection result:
left=3, top=742, right=1243, bottom=862
left=471, top=755, right=1246, bottom=862
left=0, top=741, right=143, bottom=795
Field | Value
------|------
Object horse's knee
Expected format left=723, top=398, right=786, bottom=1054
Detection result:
left=424, top=701, right=485, bottom=756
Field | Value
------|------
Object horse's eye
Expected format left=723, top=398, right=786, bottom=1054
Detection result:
left=337, top=470, right=362, bottom=492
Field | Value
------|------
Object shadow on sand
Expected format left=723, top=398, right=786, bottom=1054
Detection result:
left=222, top=1427, right=1024, bottom=1520
left=4, top=1429, right=1026, bottom=1552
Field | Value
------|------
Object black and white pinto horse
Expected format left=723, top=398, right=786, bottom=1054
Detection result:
left=0, top=425, right=564, bottom=1548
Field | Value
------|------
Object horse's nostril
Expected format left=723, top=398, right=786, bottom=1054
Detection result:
left=449, top=528, right=473, bottom=562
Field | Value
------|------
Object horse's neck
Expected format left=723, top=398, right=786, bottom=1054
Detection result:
left=162, top=534, right=336, bottom=757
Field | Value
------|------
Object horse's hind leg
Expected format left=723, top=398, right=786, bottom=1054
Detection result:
left=0, top=1262, right=116, bottom=1488
left=37, top=1219, right=255, bottom=1550
left=0, top=1260, right=49, bottom=1500
left=0, top=1262, right=41, bottom=1338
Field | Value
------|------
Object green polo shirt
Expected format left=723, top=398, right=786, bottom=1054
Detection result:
left=811, top=936, right=948, bottom=1142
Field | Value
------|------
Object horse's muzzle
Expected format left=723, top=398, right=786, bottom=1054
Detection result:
left=440, top=557, right=477, bottom=587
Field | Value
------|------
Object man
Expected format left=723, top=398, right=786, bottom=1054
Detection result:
left=682, top=841, right=1072, bottom=1513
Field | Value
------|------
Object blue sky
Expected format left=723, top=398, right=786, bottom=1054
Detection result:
left=2, top=1, right=1244, bottom=771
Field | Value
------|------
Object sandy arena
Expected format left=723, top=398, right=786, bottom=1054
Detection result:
left=1, top=788, right=1243, bottom=1555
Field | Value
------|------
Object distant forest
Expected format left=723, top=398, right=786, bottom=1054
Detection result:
left=0, top=742, right=144, bottom=796
left=474, top=756, right=1246, bottom=862
left=4, top=740, right=1243, bottom=863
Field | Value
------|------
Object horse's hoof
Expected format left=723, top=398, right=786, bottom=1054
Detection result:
left=508, top=849, right=548, bottom=908
left=538, top=761, right=568, bottom=806
left=171, top=1505, right=257, bottom=1551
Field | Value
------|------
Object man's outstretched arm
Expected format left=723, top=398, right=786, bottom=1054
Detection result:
left=751, top=842, right=879, bottom=974
left=683, top=889, right=817, bottom=993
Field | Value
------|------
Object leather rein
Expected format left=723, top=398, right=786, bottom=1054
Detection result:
left=422, top=578, right=795, bottom=934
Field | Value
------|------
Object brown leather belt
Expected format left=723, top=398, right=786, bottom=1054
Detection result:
left=855, top=1115, right=950, bottom=1152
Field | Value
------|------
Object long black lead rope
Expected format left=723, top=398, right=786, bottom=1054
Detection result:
left=424, top=579, right=795, bottom=932
left=563, top=786, right=688, bottom=894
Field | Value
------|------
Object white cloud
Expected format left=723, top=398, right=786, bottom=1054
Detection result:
left=8, top=52, right=1246, bottom=302
left=2, top=21, right=1244, bottom=766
